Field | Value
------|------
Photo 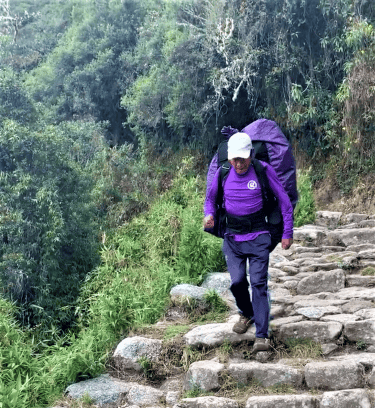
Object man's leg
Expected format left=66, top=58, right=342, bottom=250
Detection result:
left=223, top=235, right=254, bottom=319
left=247, top=234, right=271, bottom=338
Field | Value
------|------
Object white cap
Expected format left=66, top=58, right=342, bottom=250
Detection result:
left=227, top=132, right=252, bottom=160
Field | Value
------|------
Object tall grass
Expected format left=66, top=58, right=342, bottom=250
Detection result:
left=294, top=168, right=316, bottom=227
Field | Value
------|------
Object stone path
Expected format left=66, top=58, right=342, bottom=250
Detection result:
left=59, top=211, right=375, bottom=408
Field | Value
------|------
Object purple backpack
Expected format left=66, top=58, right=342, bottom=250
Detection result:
left=206, top=119, right=298, bottom=208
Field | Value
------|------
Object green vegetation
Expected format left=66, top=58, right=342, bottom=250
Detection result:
left=361, top=267, right=375, bottom=276
left=283, top=338, right=323, bottom=360
left=1, top=0, right=375, bottom=406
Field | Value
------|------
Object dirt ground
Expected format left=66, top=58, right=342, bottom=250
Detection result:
left=313, top=173, right=375, bottom=215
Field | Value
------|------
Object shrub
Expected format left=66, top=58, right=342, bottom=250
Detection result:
left=294, top=169, right=316, bottom=227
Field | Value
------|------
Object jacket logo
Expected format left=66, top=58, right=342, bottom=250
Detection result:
left=248, top=180, right=258, bottom=190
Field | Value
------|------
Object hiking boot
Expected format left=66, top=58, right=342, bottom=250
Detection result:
left=232, top=314, right=253, bottom=334
left=253, top=337, right=271, bottom=352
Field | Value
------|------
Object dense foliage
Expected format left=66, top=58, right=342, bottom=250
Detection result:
left=0, top=0, right=374, bottom=406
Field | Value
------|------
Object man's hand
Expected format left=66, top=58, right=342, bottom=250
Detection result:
left=281, top=238, right=293, bottom=250
left=204, top=215, right=214, bottom=229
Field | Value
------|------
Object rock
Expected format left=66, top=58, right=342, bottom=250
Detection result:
left=346, top=275, right=375, bottom=287
left=316, top=211, right=343, bottom=227
left=294, top=225, right=327, bottom=245
left=170, top=284, right=209, bottom=301
left=326, top=228, right=375, bottom=247
left=270, top=315, right=304, bottom=329
left=176, top=396, right=239, bottom=408
left=201, top=273, right=232, bottom=295
left=354, top=309, right=375, bottom=319
left=184, top=360, right=224, bottom=391
left=113, top=336, right=162, bottom=372
left=126, top=384, right=164, bottom=406
left=245, top=395, right=318, bottom=408
left=342, top=213, right=369, bottom=224
left=227, top=361, right=303, bottom=387
left=296, top=270, right=345, bottom=296
left=341, top=299, right=374, bottom=314
left=65, top=374, right=132, bottom=406
left=320, top=313, right=361, bottom=324
left=296, top=306, right=341, bottom=319
left=344, top=320, right=375, bottom=345
left=184, top=321, right=256, bottom=347
left=320, top=389, right=371, bottom=408
left=304, top=360, right=364, bottom=390
left=336, top=287, right=375, bottom=301
left=279, top=321, right=343, bottom=343
left=321, top=343, right=339, bottom=356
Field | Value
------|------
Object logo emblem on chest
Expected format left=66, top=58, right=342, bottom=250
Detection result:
left=247, top=180, right=258, bottom=190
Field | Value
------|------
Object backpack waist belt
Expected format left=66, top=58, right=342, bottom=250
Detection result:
left=226, top=209, right=268, bottom=235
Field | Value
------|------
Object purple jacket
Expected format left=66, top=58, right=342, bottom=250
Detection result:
left=204, top=161, right=293, bottom=242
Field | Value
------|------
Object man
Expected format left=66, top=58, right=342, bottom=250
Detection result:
left=203, top=132, right=293, bottom=352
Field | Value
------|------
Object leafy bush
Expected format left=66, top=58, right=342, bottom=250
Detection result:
left=294, top=169, right=316, bottom=227
left=0, top=120, right=100, bottom=330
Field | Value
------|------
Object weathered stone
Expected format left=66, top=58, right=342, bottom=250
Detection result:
left=358, top=250, right=375, bottom=260
left=320, top=313, right=361, bottom=324
left=293, top=298, right=347, bottom=309
left=344, top=320, right=375, bottom=345
left=65, top=374, right=132, bottom=406
left=343, top=213, right=369, bottom=224
left=270, top=315, right=304, bottom=329
left=341, top=299, right=374, bottom=314
left=336, top=287, right=375, bottom=301
left=316, top=211, right=343, bottom=227
left=170, top=284, right=209, bottom=301
left=300, top=263, right=339, bottom=273
left=283, top=280, right=299, bottom=290
left=201, top=273, right=232, bottom=295
left=126, top=385, right=164, bottom=406
left=321, top=343, right=339, bottom=356
left=354, top=308, right=375, bottom=319
left=184, top=321, right=255, bottom=347
left=113, top=336, right=162, bottom=372
left=293, top=246, right=322, bottom=254
left=280, top=265, right=300, bottom=275
left=279, top=321, right=343, bottom=343
left=245, top=395, right=317, bottom=408
left=296, top=306, right=341, bottom=319
left=296, top=270, right=345, bottom=296
left=304, top=360, right=364, bottom=390
left=326, top=228, right=375, bottom=247
left=176, top=396, right=239, bottom=408
left=319, top=389, right=371, bottom=408
left=294, top=225, right=327, bottom=245
left=184, top=360, right=224, bottom=391
left=346, top=275, right=375, bottom=287
left=347, top=243, right=375, bottom=252
left=228, top=361, right=303, bottom=387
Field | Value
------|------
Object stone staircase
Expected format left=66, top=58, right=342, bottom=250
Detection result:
left=59, top=211, right=375, bottom=408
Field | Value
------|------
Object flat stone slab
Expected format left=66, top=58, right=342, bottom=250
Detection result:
left=320, top=389, right=372, bottom=408
left=270, top=315, right=304, bottom=329
left=184, top=321, right=255, bottom=347
left=184, top=360, right=225, bottom=391
left=296, top=269, right=345, bottom=296
left=245, top=395, right=318, bottom=408
left=201, top=273, right=232, bottom=294
left=296, top=306, right=341, bottom=319
left=326, top=228, right=375, bottom=247
left=304, top=360, right=364, bottom=390
left=126, top=384, right=164, bottom=406
left=170, top=284, right=209, bottom=301
left=177, top=396, right=239, bottom=408
left=228, top=361, right=303, bottom=387
left=344, top=320, right=375, bottom=344
left=336, top=287, right=375, bottom=301
left=65, top=374, right=132, bottom=406
left=320, top=313, right=361, bottom=323
left=354, top=309, right=375, bottom=320
left=279, top=321, right=343, bottom=343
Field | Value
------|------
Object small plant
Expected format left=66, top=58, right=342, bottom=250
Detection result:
left=284, top=338, right=322, bottom=359
left=204, top=289, right=230, bottom=314
left=137, top=356, right=156, bottom=379
left=216, top=340, right=233, bottom=363
left=183, top=384, right=206, bottom=398
left=361, top=267, right=375, bottom=276
left=164, top=325, right=190, bottom=340
left=356, top=340, right=367, bottom=350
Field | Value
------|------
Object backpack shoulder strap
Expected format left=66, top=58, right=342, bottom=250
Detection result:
left=217, top=141, right=228, bottom=167
left=217, top=161, right=230, bottom=206
left=252, top=158, right=276, bottom=215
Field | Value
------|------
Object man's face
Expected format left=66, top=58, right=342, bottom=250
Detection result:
left=229, top=157, right=251, bottom=174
